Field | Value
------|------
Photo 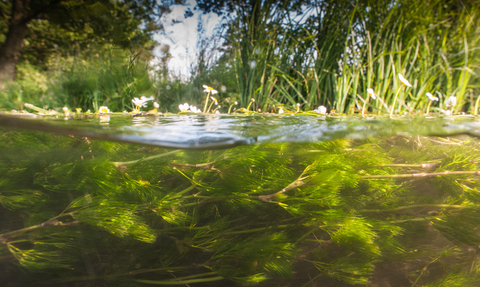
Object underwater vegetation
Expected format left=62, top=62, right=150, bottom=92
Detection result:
left=2, top=127, right=480, bottom=286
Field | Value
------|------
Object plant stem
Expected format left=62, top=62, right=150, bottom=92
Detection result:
left=157, top=226, right=212, bottom=233
left=113, top=150, right=181, bottom=167
left=246, top=99, right=255, bottom=111
left=426, top=100, right=432, bottom=115
left=203, top=91, right=211, bottom=113
left=388, top=216, right=439, bottom=224
left=206, top=100, right=216, bottom=113
left=390, top=87, right=403, bottom=117
left=136, top=272, right=224, bottom=285
left=258, top=164, right=313, bottom=202
left=475, top=94, right=480, bottom=116
left=174, top=185, right=197, bottom=197
left=227, top=104, right=235, bottom=114
left=360, top=204, right=473, bottom=213
left=363, top=170, right=480, bottom=179
left=0, top=214, right=79, bottom=244
left=224, top=224, right=289, bottom=235
left=357, top=163, right=441, bottom=169
left=128, top=264, right=204, bottom=276
left=179, top=196, right=259, bottom=208
left=362, top=94, right=370, bottom=116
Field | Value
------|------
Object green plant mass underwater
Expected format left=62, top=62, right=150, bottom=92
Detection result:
left=3, top=120, right=480, bottom=286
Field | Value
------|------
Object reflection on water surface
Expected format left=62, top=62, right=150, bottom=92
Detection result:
left=2, top=115, right=480, bottom=286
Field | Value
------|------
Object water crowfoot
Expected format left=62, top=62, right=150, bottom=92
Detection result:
left=202, top=85, right=218, bottom=113
left=178, top=103, right=190, bottom=112
left=314, top=106, right=327, bottom=114
left=132, top=96, right=153, bottom=113
left=98, top=106, right=111, bottom=114
left=445, top=96, right=457, bottom=112
left=207, top=96, right=218, bottom=113
left=426, top=92, right=439, bottom=115
left=390, top=73, right=412, bottom=117
left=362, top=89, right=377, bottom=116
left=228, top=101, right=238, bottom=114
left=246, top=98, right=255, bottom=111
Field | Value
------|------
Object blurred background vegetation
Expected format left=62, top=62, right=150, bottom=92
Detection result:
left=0, top=0, right=479, bottom=114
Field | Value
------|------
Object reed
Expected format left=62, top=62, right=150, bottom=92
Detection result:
left=222, top=0, right=480, bottom=115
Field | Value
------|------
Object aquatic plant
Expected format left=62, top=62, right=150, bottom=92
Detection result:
left=202, top=85, right=218, bottom=113
left=362, top=88, right=377, bottom=116
left=2, top=126, right=480, bottom=286
left=314, top=105, right=327, bottom=114
left=98, top=106, right=111, bottom=114
left=426, top=93, right=439, bottom=115
left=390, top=73, right=412, bottom=117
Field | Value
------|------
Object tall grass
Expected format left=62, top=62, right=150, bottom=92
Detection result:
left=228, top=0, right=480, bottom=114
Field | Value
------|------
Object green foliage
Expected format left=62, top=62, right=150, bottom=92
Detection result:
left=3, top=126, right=480, bottom=285
left=69, top=197, right=157, bottom=243
left=196, top=0, right=480, bottom=114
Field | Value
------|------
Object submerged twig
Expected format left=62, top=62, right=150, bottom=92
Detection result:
left=171, top=161, right=222, bottom=177
left=363, top=170, right=480, bottom=179
left=357, top=163, right=441, bottom=170
left=360, top=204, right=475, bottom=213
left=0, top=214, right=79, bottom=244
left=113, top=149, right=181, bottom=167
left=258, top=164, right=313, bottom=202
left=135, top=272, right=223, bottom=285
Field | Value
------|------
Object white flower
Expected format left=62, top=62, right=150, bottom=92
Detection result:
left=178, top=103, right=190, bottom=112
left=203, top=85, right=218, bottom=94
left=190, top=106, right=200, bottom=113
left=154, top=102, right=159, bottom=108
left=278, top=107, right=284, bottom=114
left=441, top=109, right=451, bottom=115
left=63, top=107, right=69, bottom=112
left=132, top=97, right=148, bottom=108
left=426, top=92, right=438, bottom=101
left=98, top=106, right=111, bottom=113
left=99, top=115, right=110, bottom=123
left=234, top=101, right=238, bottom=105
left=210, top=96, right=218, bottom=104
left=140, top=96, right=154, bottom=102
left=314, top=105, right=327, bottom=115
left=398, top=73, right=412, bottom=87
left=367, top=88, right=377, bottom=100
left=251, top=98, right=255, bottom=102
left=445, top=96, right=457, bottom=108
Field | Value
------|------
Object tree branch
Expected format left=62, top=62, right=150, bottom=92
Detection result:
left=22, top=0, right=65, bottom=25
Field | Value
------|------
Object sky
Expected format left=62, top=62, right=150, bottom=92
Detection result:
left=152, top=0, right=223, bottom=79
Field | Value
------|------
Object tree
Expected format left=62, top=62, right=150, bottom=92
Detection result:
left=0, top=0, right=179, bottom=81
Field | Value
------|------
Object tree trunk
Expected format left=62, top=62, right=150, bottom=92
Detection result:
left=0, top=0, right=30, bottom=82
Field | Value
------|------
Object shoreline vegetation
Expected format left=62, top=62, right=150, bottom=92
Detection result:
left=1, top=1, right=479, bottom=118
left=7, top=75, right=467, bottom=118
